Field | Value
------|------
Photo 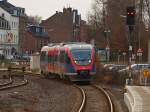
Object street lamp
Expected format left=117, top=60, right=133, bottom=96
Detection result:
left=137, top=48, right=143, bottom=63
left=118, top=50, right=121, bottom=64
left=122, top=52, right=127, bottom=64
left=104, top=29, right=111, bottom=45
left=105, top=45, right=110, bottom=63
left=104, top=29, right=111, bottom=63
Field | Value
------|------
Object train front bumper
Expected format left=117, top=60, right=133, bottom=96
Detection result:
left=66, top=72, right=96, bottom=81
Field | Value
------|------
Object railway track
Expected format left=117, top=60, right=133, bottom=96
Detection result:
left=73, top=84, right=114, bottom=112
left=0, top=77, right=12, bottom=87
left=0, top=73, right=28, bottom=91
left=1, top=69, right=115, bottom=112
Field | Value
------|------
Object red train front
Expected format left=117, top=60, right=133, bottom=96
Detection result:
left=40, top=42, right=96, bottom=82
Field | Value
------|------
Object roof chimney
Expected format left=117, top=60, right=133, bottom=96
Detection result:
left=67, top=7, right=72, bottom=12
left=63, top=7, right=72, bottom=13
left=63, top=8, right=67, bottom=13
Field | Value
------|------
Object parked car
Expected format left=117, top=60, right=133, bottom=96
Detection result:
left=103, top=64, right=115, bottom=72
left=118, top=64, right=150, bottom=75
left=6, top=55, right=14, bottom=60
left=109, top=64, right=127, bottom=72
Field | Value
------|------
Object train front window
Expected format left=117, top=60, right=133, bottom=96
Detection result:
left=71, top=49, right=91, bottom=61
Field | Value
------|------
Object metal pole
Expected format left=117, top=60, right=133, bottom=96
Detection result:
left=129, top=32, right=132, bottom=59
left=138, top=0, right=143, bottom=62
left=128, top=29, right=133, bottom=85
left=145, top=77, right=147, bottom=86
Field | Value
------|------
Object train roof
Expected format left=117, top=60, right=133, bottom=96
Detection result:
left=41, top=42, right=94, bottom=51
left=63, top=43, right=93, bottom=50
left=41, top=46, right=50, bottom=51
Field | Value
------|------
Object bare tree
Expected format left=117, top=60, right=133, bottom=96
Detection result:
left=27, top=15, right=42, bottom=25
left=87, top=0, right=106, bottom=29
left=143, top=0, right=150, bottom=26
left=87, top=0, right=128, bottom=50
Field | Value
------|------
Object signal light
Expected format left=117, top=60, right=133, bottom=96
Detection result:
left=126, top=6, right=135, bottom=25
left=131, top=12, right=134, bottom=15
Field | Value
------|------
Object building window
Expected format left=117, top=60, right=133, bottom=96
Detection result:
left=5, top=22, right=7, bottom=29
left=12, top=35, right=14, bottom=43
left=15, top=35, right=18, bottom=43
left=1, top=34, right=3, bottom=42
left=13, top=10, right=18, bottom=16
left=0, top=35, right=1, bottom=42
left=16, top=22, right=18, bottom=27
left=43, top=28, right=45, bottom=32
left=3, top=34, right=6, bottom=42
left=2, top=21, right=4, bottom=27
left=15, top=35, right=17, bottom=43
left=0, top=20, right=2, bottom=28
left=14, top=35, right=17, bottom=43
left=4, top=21, right=6, bottom=28
left=2, top=13, right=4, bottom=18
left=6, top=22, right=9, bottom=29
left=14, top=22, right=17, bottom=28
left=12, top=22, right=13, bottom=28
left=12, top=22, right=14, bottom=28
left=13, top=22, right=15, bottom=28
left=36, top=27, right=40, bottom=32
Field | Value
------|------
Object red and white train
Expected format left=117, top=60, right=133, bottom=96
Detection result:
left=40, top=42, right=96, bottom=82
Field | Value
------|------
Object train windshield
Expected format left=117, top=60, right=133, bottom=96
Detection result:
left=71, top=49, right=92, bottom=61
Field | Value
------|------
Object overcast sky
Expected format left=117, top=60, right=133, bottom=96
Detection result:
left=9, top=0, right=92, bottom=21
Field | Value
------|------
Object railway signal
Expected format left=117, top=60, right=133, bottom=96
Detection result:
left=126, top=6, right=136, bottom=26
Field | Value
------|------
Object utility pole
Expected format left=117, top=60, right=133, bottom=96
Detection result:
left=126, top=4, right=136, bottom=85
left=103, top=1, right=111, bottom=63
left=137, top=0, right=143, bottom=63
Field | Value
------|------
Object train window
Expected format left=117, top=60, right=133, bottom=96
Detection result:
left=53, top=55, right=57, bottom=62
left=64, top=53, right=70, bottom=64
left=71, top=49, right=92, bottom=60
left=51, top=55, right=55, bottom=62
left=48, top=55, right=52, bottom=63
left=59, top=51, right=65, bottom=63
left=41, top=51, right=46, bottom=61
left=55, top=55, right=58, bottom=62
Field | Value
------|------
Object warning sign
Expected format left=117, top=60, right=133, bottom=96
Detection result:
left=143, top=69, right=150, bottom=77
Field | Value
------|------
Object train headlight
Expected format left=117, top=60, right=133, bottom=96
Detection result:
left=74, top=60, right=77, bottom=64
left=88, top=60, right=91, bottom=63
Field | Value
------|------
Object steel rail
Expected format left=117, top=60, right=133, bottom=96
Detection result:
left=73, top=85, right=86, bottom=112
left=92, top=85, right=114, bottom=112
left=0, top=77, right=12, bottom=86
left=0, top=77, right=28, bottom=91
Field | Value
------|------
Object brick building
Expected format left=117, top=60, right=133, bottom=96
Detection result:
left=18, top=16, right=27, bottom=54
left=41, top=7, right=88, bottom=43
left=19, top=15, right=50, bottom=57
left=19, top=16, right=49, bottom=55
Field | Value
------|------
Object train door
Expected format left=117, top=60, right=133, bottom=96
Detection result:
left=53, top=50, right=59, bottom=74
left=60, top=50, right=64, bottom=73
left=56, top=50, right=60, bottom=74
left=40, top=51, right=48, bottom=72
left=57, top=50, right=71, bottom=78
left=48, top=51, right=54, bottom=73
left=45, top=51, right=48, bottom=72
